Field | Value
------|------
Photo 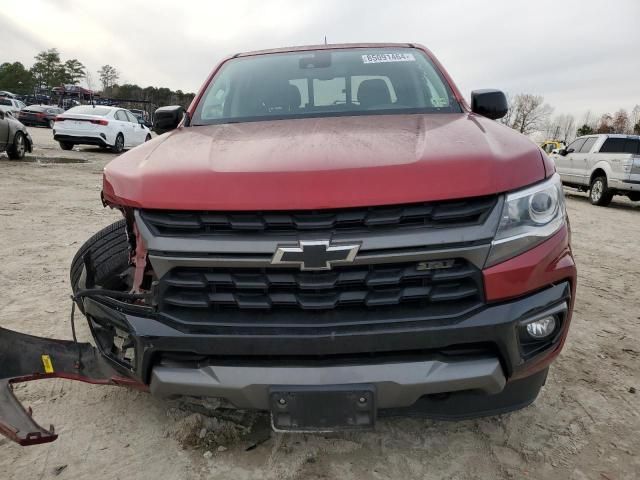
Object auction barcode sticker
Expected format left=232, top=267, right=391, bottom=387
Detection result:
left=362, top=53, right=416, bottom=64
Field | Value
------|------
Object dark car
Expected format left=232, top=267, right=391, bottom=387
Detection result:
left=23, top=94, right=52, bottom=106
left=129, top=108, right=153, bottom=128
left=0, top=109, right=32, bottom=159
left=18, top=105, right=64, bottom=129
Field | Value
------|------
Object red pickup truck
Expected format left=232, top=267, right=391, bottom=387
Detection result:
left=1, top=43, right=576, bottom=444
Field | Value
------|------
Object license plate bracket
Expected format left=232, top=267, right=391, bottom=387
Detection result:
left=269, top=385, right=376, bottom=432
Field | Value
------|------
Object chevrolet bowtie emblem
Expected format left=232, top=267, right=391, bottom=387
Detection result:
left=271, top=240, right=360, bottom=271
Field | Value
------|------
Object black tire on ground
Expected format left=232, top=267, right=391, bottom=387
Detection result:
left=7, top=132, right=27, bottom=160
left=59, top=141, right=74, bottom=151
left=589, top=176, right=613, bottom=206
left=70, top=219, right=130, bottom=296
left=627, top=192, right=640, bottom=202
left=112, top=133, right=125, bottom=153
left=145, top=134, right=152, bottom=142
left=48, top=119, right=55, bottom=129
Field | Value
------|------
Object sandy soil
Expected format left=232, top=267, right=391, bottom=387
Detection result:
left=0, top=127, right=638, bottom=479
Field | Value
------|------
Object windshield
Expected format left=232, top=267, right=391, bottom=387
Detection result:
left=66, top=106, right=110, bottom=116
left=192, top=48, right=461, bottom=125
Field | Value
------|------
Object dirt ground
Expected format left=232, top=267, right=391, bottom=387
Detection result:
left=1, top=127, right=638, bottom=479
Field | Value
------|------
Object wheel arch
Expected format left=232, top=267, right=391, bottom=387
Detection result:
left=113, top=131, right=125, bottom=148
left=20, top=130, right=33, bottom=152
left=589, top=162, right=612, bottom=185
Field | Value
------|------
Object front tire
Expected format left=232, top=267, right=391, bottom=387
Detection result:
left=59, top=141, right=74, bottom=151
left=590, top=176, right=613, bottom=206
left=7, top=132, right=27, bottom=159
left=112, top=133, right=125, bottom=153
left=70, top=220, right=130, bottom=296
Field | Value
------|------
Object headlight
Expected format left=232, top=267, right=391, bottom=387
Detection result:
left=486, top=174, right=566, bottom=266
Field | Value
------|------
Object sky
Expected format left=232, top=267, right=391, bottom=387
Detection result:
left=1, top=0, right=639, bottom=124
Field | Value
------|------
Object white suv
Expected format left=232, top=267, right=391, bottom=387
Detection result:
left=554, top=134, right=640, bottom=206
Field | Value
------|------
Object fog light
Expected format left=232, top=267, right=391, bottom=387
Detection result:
left=526, top=315, right=556, bottom=339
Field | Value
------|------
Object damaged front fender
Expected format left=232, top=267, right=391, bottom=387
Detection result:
left=0, top=326, right=146, bottom=446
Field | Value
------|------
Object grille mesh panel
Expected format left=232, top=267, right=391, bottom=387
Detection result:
left=158, top=260, right=483, bottom=320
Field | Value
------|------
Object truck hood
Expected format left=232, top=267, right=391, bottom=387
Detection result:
left=103, top=113, right=546, bottom=210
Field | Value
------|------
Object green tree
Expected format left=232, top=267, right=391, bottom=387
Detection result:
left=98, top=64, right=119, bottom=91
left=0, top=62, right=36, bottom=94
left=31, top=48, right=66, bottom=90
left=576, top=124, right=594, bottom=136
left=63, top=59, right=86, bottom=84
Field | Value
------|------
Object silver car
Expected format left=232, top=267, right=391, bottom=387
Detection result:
left=554, top=134, right=640, bottom=206
left=0, top=110, right=33, bottom=160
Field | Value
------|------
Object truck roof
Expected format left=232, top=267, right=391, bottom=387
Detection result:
left=235, top=42, right=416, bottom=58
left=579, top=134, right=640, bottom=139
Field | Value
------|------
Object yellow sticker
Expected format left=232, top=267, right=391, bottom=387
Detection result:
left=41, top=355, right=54, bottom=374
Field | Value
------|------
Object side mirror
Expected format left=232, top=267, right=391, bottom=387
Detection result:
left=153, top=105, right=186, bottom=134
left=470, top=89, right=508, bottom=120
left=559, top=148, right=573, bottom=156
left=138, top=118, right=145, bottom=126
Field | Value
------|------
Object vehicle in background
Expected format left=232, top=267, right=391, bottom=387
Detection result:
left=128, top=108, right=152, bottom=128
left=0, top=90, right=17, bottom=98
left=18, top=105, right=65, bottom=128
left=0, top=97, right=26, bottom=115
left=555, top=134, right=640, bottom=205
left=0, top=109, right=33, bottom=160
left=22, top=94, right=52, bottom=106
left=541, top=140, right=565, bottom=155
left=51, top=84, right=98, bottom=108
left=53, top=105, right=152, bottom=152
left=61, top=99, right=81, bottom=110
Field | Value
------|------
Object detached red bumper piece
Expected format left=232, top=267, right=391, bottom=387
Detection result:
left=0, top=327, right=144, bottom=446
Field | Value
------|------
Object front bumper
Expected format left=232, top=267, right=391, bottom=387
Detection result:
left=0, top=281, right=570, bottom=445
left=0, top=326, right=145, bottom=446
left=150, top=356, right=506, bottom=410
left=84, top=281, right=572, bottom=383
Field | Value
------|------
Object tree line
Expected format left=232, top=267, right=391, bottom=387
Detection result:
left=0, top=48, right=195, bottom=108
left=500, top=93, right=640, bottom=143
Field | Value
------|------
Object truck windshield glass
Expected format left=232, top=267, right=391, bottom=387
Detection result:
left=192, top=48, right=461, bottom=125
